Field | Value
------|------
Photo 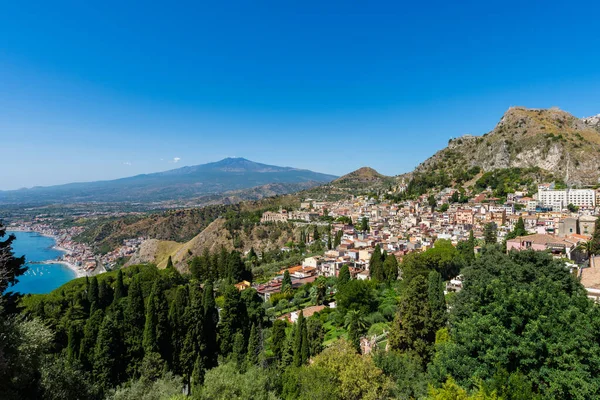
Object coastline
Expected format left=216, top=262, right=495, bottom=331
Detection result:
left=8, top=229, right=89, bottom=278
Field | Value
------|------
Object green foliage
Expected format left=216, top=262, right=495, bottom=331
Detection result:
left=373, top=350, right=428, bottom=399
left=484, top=222, right=497, bottom=244
left=337, top=264, right=350, bottom=286
left=0, top=223, right=27, bottom=311
left=430, top=248, right=600, bottom=398
left=199, top=362, right=277, bottom=399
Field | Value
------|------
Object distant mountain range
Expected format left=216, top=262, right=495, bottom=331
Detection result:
left=0, top=158, right=337, bottom=204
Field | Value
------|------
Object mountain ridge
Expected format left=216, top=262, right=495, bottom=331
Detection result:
left=0, top=158, right=337, bottom=204
left=413, top=106, right=600, bottom=186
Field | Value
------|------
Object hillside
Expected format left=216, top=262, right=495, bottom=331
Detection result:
left=0, top=158, right=337, bottom=204
left=414, top=107, right=600, bottom=186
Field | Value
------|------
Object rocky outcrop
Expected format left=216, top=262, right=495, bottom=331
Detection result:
left=414, top=107, right=600, bottom=186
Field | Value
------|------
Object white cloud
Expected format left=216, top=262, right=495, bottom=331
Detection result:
left=123, top=161, right=132, bottom=166
left=172, top=157, right=181, bottom=163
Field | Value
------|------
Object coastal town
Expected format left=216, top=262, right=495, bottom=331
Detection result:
left=7, top=223, right=145, bottom=277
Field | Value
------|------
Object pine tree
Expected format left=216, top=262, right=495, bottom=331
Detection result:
left=113, top=269, right=125, bottom=303
left=247, top=323, right=261, bottom=366
left=427, top=270, right=447, bottom=335
left=338, top=265, right=351, bottom=286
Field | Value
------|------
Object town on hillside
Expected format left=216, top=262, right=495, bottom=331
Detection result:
left=254, top=182, right=600, bottom=302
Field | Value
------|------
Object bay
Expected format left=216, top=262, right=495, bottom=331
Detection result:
left=7, top=231, right=77, bottom=294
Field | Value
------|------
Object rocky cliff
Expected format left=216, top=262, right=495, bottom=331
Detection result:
left=414, top=107, right=600, bottom=186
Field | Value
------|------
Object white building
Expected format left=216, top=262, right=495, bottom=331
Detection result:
left=537, top=188, right=596, bottom=209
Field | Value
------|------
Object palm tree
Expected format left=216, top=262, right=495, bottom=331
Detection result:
left=344, top=310, right=368, bottom=352
left=576, top=240, right=596, bottom=263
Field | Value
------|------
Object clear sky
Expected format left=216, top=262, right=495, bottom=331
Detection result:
left=2, top=1, right=600, bottom=190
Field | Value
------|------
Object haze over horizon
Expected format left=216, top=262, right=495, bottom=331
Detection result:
left=2, top=1, right=600, bottom=190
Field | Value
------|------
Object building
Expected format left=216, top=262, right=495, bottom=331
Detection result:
left=506, top=233, right=577, bottom=259
left=537, top=188, right=596, bottom=209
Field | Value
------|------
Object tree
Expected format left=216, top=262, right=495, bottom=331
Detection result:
left=591, top=218, right=600, bottom=256
left=168, top=285, right=189, bottom=373
left=451, top=191, right=460, bottom=203
left=87, top=276, right=99, bottom=308
left=567, top=203, right=579, bottom=213
left=113, top=269, right=125, bottom=303
left=79, top=309, right=104, bottom=370
left=0, top=224, right=27, bottom=312
left=484, top=222, right=497, bottom=245
left=125, top=276, right=145, bottom=372
left=427, top=270, right=447, bottom=334
left=219, top=285, right=247, bottom=356
left=94, top=314, right=124, bottom=392
left=314, top=276, right=327, bottom=305
left=369, top=244, right=385, bottom=281
left=338, top=265, right=350, bottom=286
left=457, top=230, right=475, bottom=264
left=246, top=324, right=261, bottom=366
left=203, top=282, right=219, bottom=368
left=143, top=279, right=170, bottom=360
left=428, top=195, right=437, bottom=210
left=344, top=310, right=368, bottom=352
left=336, top=279, right=377, bottom=318
left=294, top=311, right=308, bottom=367
left=360, top=217, right=370, bottom=233
left=383, top=254, right=399, bottom=283
left=389, top=274, right=434, bottom=363
left=166, top=256, right=174, bottom=269
left=66, top=324, right=79, bottom=362
left=191, top=354, right=205, bottom=393
left=313, top=225, right=321, bottom=242
left=302, top=339, right=393, bottom=400
left=430, top=248, right=600, bottom=398
left=232, top=332, right=246, bottom=371
left=271, top=319, right=288, bottom=363
left=281, top=270, right=292, bottom=294
left=307, top=317, right=324, bottom=357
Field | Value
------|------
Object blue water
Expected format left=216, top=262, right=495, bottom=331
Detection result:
left=7, top=231, right=77, bottom=294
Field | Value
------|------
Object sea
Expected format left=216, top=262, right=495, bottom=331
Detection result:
left=7, top=231, right=77, bottom=294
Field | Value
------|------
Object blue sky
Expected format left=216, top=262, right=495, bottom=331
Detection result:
left=1, top=1, right=600, bottom=190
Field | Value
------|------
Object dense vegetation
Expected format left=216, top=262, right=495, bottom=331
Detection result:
left=3, top=219, right=600, bottom=399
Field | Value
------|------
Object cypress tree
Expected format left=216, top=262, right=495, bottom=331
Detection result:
left=169, top=285, right=190, bottom=373
left=125, top=276, right=145, bottom=372
left=79, top=308, right=104, bottom=369
left=67, top=323, right=79, bottom=362
left=88, top=276, right=99, bottom=306
left=203, top=282, right=219, bottom=368
left=389, top=274, right=433, bottom=362
left=313, top=225, right=320, bottom=241
left=0, top=224, right=27, bottom=313
left=247, top=323, right=260, bottom=366
left=300, top=319, right=309, bottom=364
left=191, top=354, right=205, bottom=394
left=293, top=311, right=306, bottom=367
left=219, top=285, right=247, bottom=356
left=271, top=319, right=288, bottom=362
left=98, top=279, right=113, bottom=309
left=383, top=254, right=399, bottom=283
left=338, top=265, right=351, bottom=286
left=484, top=222, right=497, bottom=244
left=427, top=270, right=447, bottom=334
left=143, top=279, right=170, bottom=360
left=369, top=244, right=385, bottom=281
left=232, top=332, right=246, bottom=371
left=94, top=314, right=123, bottom=392
left=113, top=269, right=125, bottom=303
left=281, top=270, right=293, bottom=294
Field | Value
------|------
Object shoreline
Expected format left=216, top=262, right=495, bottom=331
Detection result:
left=8, top=229, right=89, bottom=278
